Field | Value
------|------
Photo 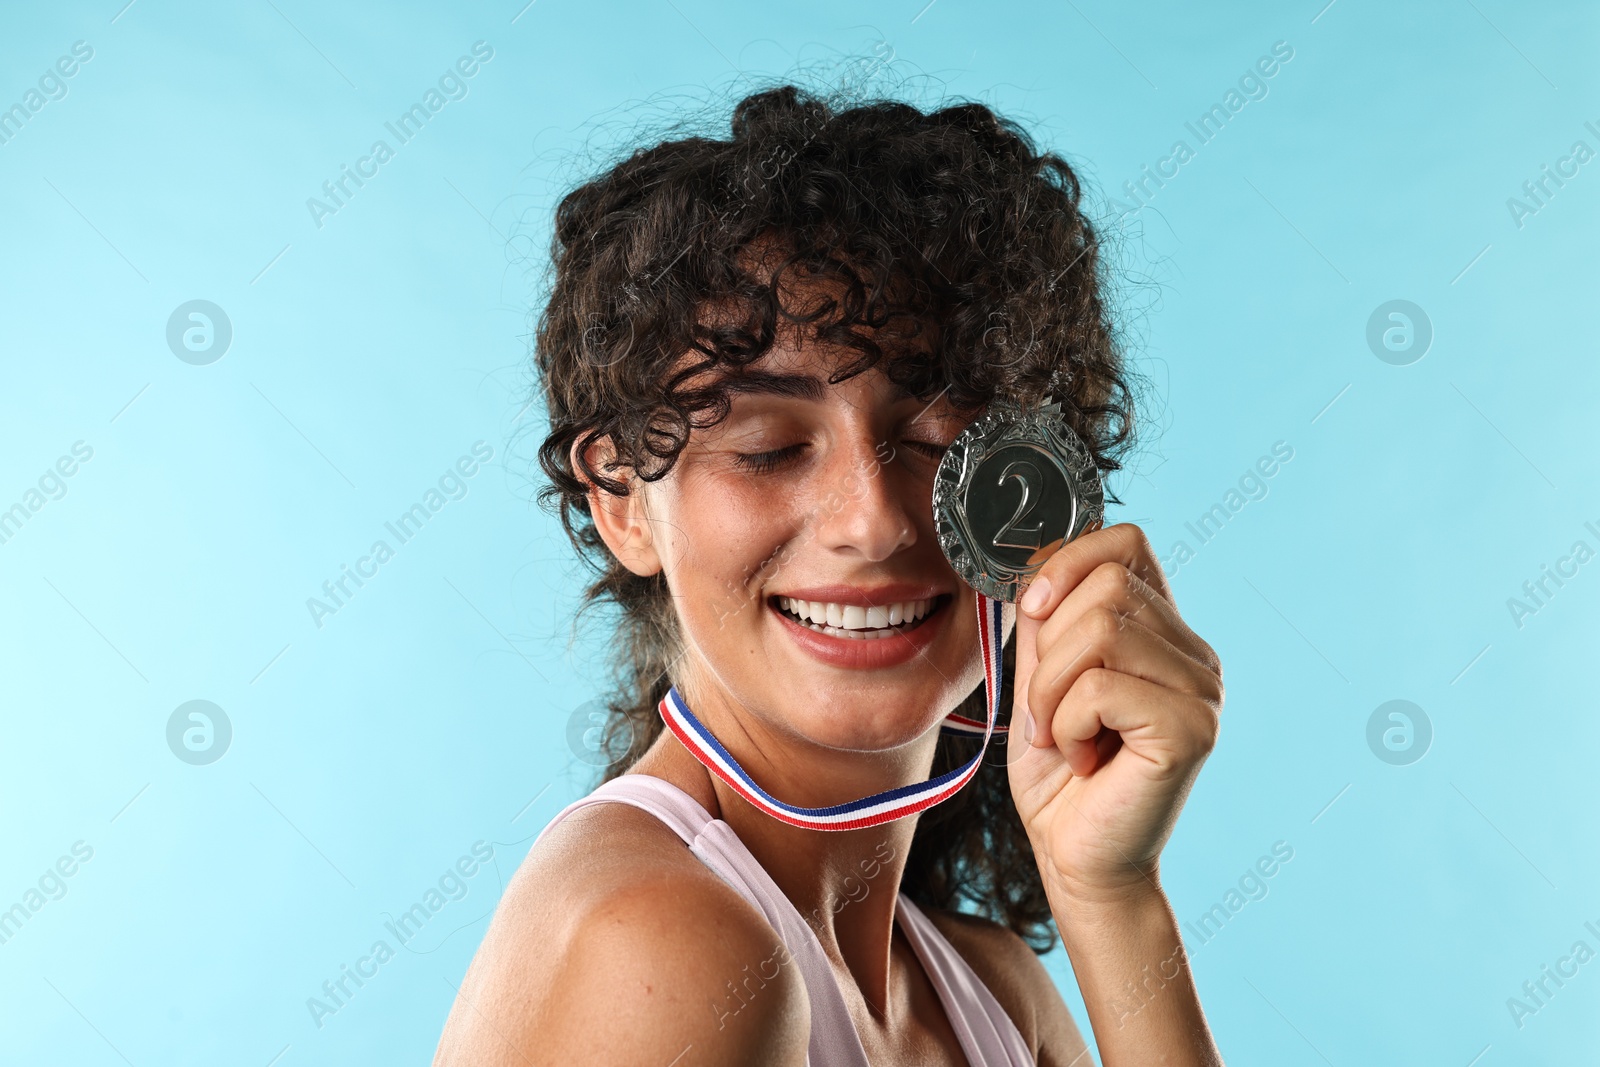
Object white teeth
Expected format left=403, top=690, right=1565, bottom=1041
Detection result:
left=775, top=595, right=941, bottom=632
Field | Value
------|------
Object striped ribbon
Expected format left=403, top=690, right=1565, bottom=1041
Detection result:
left=657, top=592, right=1009, bottom=830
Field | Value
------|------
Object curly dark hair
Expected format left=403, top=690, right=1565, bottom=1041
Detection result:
left=528, top=82, right=1142, bottom=953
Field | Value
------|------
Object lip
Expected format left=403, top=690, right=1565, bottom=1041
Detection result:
left=772, top=583, right=950, bottom=606
left=769, top=591, right=954, bottom=670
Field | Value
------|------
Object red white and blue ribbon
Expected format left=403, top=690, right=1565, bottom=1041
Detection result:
left=657, top=592, right=1009, bottom=831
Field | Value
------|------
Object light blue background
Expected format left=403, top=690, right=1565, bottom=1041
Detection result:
left=2, top=1, right=1596, bottom=1063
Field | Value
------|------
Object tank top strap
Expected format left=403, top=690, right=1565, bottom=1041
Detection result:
left=535, top=772, right=716, bottom=845
left=893, top=895, right=1036, bottom=1065
left=537, top=773, right=871, bottom=1067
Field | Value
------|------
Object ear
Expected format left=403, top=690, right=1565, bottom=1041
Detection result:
left=572, top=435, right=662, bottom=578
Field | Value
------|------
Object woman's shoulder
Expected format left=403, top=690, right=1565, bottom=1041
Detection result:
left=506, top=797, right=778, bottom=961
left=918, top=905, right=1093, bottom=1066
left=433, top=798, right=809, bottom=1066
left=524, top=794, right=728, bottom=911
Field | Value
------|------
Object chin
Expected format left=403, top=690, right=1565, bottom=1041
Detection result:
left=780, top=685, right=949, bottom=753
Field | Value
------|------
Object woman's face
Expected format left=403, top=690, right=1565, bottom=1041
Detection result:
left=599, top=332, right=996, bottom=757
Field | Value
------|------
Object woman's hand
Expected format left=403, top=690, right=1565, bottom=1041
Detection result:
left=1006, top=522, right=1223, bottom=905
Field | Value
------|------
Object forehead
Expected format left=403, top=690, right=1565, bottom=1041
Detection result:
left=708, top=342, right=920, bottom=407
left=687, top=238, right=942, bottom=400
left=667, top=241, right=991, bottom=427
left=682, top=312, right=938, bottom=410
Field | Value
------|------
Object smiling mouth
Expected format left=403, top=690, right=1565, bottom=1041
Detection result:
left=768, top=593, right=953, bottom=640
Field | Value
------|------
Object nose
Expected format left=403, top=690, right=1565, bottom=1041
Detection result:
left=811, top=432, right=917, bottom=562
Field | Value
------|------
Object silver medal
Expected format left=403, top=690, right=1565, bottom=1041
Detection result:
left=932, top=394, right=1104, bottom=603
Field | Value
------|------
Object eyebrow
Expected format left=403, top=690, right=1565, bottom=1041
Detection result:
left=720, top=370, right=916, bottom=403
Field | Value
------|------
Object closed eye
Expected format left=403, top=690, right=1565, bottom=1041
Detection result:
left=731, top=440, right=947, bottom=475
left=731, top=444, right=806, bottom=474
left=904, top=440, right=948, bottom=460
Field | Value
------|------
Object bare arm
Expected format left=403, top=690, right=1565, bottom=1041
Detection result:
left=434, top=811, right=810, bottom=1066
left=1048, top=879, right=1215, bottom=1065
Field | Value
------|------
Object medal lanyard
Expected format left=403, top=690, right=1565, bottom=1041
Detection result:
left=657, top=592, right=1008, bottom=831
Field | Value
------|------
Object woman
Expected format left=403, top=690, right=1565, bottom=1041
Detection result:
left=435, top=84, right=1225, bottom=1065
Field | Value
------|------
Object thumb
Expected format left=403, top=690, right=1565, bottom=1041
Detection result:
left=1010, top=582, right=1045, bottom=744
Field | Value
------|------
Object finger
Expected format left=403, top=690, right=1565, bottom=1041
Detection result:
left=1035, top=563, right=1220, bottom=682
left=1018, top=523, right=1176, bottom=622
left=1024, top=609, right=1222, bottom=745
left=1041, top=669, right=1220, bottom=778
left=1012, top=597, right=1041, bottom=734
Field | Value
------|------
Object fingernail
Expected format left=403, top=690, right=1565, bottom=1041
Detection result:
left=1019, top=576, right=1051, bottom=615
left=1021, top=713, right=1035, bottom=745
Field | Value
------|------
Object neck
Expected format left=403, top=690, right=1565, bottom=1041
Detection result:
left=631, top=726, right=934, bottom=1017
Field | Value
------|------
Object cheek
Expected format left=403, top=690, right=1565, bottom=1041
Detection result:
left=665, top=472, right=802, bottom=625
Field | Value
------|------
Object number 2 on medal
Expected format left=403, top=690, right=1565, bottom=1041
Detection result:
left=991, top=459, right=1044, bottom=550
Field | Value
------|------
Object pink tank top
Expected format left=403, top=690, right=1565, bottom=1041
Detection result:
left=535, top=772, right=1036, bottom=1066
